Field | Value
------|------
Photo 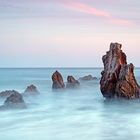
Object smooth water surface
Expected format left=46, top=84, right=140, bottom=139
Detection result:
left=0, top=68, right=140, bottom=140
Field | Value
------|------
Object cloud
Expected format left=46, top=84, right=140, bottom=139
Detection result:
left=59, top=1, right=133, bottom=26
left=0, top=0, right=134, bottom=26
left=62, top=1, right=110, bottom=18
left=109, top=18, right=133, bottom=26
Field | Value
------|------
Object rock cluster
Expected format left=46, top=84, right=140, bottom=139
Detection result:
left=52, top=71, right=65, bottom=89
left=52, top=71, right=81, bottom=89
left=66, top=76, right=80, bottom=88
left=100, top=43, right=140, bottom=99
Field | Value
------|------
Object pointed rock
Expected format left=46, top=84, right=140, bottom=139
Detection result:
left=52, top=71, right=65, bottom=89
left=100, top=43, right=140, bottom=99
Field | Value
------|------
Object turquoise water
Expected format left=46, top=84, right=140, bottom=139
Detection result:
left=0, top=68, right=140, bottom=140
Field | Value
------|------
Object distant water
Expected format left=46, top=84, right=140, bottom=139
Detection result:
left=1, top=68, right=140, bottom=140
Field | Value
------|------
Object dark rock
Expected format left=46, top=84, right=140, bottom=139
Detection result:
left=100, top=42, right=140, bottom=99
left=0, top=90, right=18, bottom=98
left=52, top=71, right=65, bottom=89
left=0, top=91, right=26, bottom=110
left=79, top=75, right=97, bottom=81
left=24, top=84, right=39, bottom=95
left=66, top=76, right=80, bottom=88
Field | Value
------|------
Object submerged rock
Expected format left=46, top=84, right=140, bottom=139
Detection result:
left=24, top=84, right=39, bottom=95
left=0, top=91, right=26, bottom=110
left=66, top=76, right=80, bottom=88
left=52, top=71, right=65, bottom=89
left=79, top=75, right=97, bottom=81
left=100, top=42, right=140, bottom=99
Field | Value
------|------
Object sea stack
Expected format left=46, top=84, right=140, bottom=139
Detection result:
left=100, top=43, right=140, bottom=99
left=52, top=71, right=65, bottom=89
left=66, top=76, right=80, bottom=88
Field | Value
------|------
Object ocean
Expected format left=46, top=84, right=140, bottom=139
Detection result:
left=0, top=68, right=140, bottom=140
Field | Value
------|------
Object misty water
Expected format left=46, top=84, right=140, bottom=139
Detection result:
left=0, top=68, right=140, bottom=140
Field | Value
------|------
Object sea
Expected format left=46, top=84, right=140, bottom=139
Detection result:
left=0, top=68, right=140, bottom=140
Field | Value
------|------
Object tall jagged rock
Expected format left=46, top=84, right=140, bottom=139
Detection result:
left=52, top=71, right=65, bottom=89
left=100, top=43, right=140, bottom=99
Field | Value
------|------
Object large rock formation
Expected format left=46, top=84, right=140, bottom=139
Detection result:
left=100, top=43, right=140, bottom=99
left=0, top=91, right=26, bottom=110
left=79, top=75, right=97, bottom=81
left=66, top=76, right=80, bottom=88
left=24, top=84, right=39, bottom=95
left=52, top=71, right=65, bottom=89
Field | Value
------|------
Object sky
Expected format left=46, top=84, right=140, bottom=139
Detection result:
left=0, top=0, right=140, bottom=67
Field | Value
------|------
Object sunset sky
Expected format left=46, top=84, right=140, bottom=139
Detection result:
left=0, top=0, right=140, bottom=67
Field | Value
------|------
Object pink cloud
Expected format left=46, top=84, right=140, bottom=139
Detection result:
left=109, top=18, right=133, bottom=26
left=62, top=1, right=110, bottom=18
left=59, top=1, right=133, bottom=26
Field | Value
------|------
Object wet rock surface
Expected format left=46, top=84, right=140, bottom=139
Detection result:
left=66, top=76, right=80, bottom=88
left=52, top=71, right=65, bottom=89
left=79, top=75, right=97, bottom=81
left=100, top=43, right=140, bottom=99
left=0, top=90, right=18, bottom=98
left=24, top=84, right=39, bottom=95
left=0, top=91, right=26, bottom=110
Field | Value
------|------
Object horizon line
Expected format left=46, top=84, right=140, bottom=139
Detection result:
left=0, top=67, right=140, bottom=69
left=0, top=67, right=103, bottom=69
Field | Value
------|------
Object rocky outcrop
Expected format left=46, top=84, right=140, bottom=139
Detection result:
left=52, top=71, right=65, bottom=89
left=24, top=84, right=39, bottom=95
left=79, top=75, right=97, bottom=81
left=100, top=43, right=140, bottom=99
left=66, top=76, right=80, bottom=88
left=0, top=91, right=26, bottom=110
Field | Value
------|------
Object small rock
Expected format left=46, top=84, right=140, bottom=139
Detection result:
left=52, top=71, right=65, bottom=89
left=66, top=76, right=80, bottom=88
left=0, top=91, right=26, bottom=110
left=79, top=75, right=97, bottom=81
left=24, top=84, right=39, bottom=95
